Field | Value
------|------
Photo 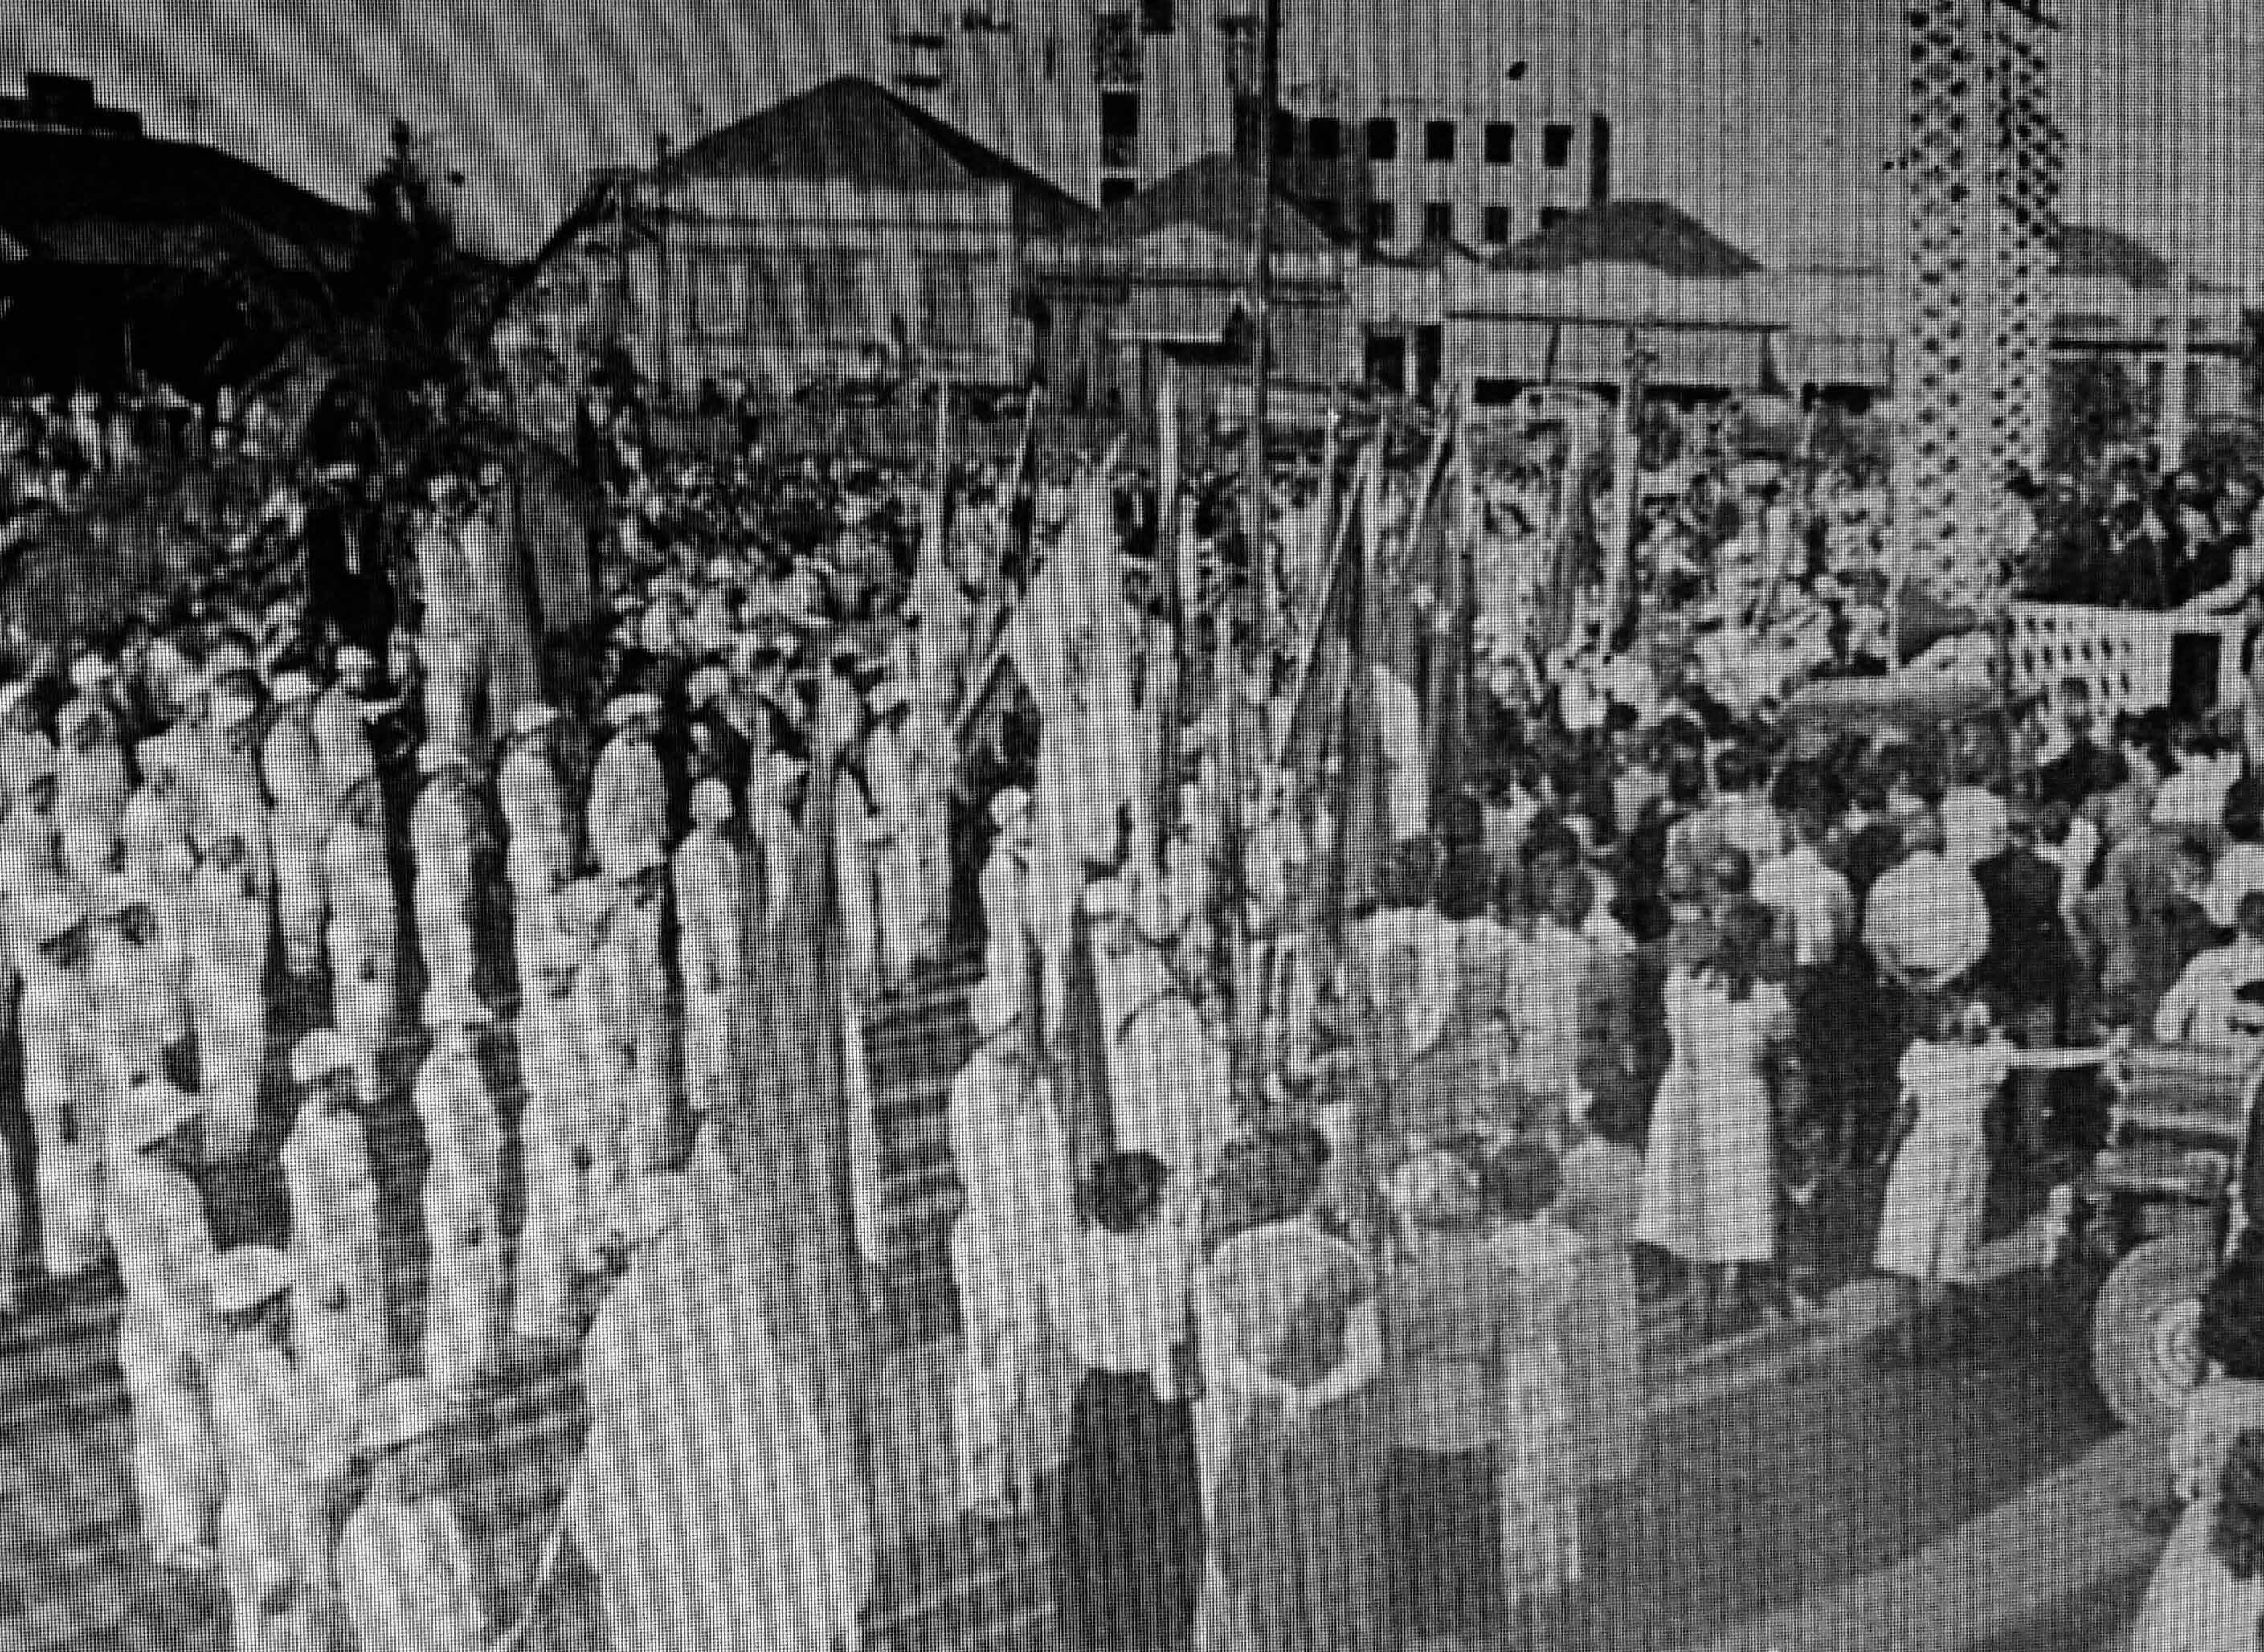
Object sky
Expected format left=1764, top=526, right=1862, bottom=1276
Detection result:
left=10, top=0, right=2261, bottom=284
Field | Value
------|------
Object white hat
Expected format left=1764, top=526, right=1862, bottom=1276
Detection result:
left=988, top=787, right=1030, bottom=829
left=22, top=895, right=87, bottom=947
left=362, top=1376, right=450, bottom=1450
left=868, top=682, right=910, bottom=718
left=290, top=1028, right=360, bottom=1087
left=691, top=779, right=734, bottom=828
left=618, top=1175, right=685, bottom=1246
left=422, top=988, right=492, bottom=1029
left=607, top=693, right=662, bottom=726
left=417, top=742, right=467, bottom=776
left=686, top=667, right=729, bottom=710
left=970, top=975, right=1022, bottom=1041
left=120, top=1081, right=204, bottom=1150
left=605, top=843, right=664, bottom=882
left=1082, top=877, right=1135, bottom=920
left=211, top=1246, right=292, bottom=1315
left=512, top=701, right=559, bottom=738
left=269, top=673, right=317, bottom=705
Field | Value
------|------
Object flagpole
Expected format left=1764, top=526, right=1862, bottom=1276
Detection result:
left=1151, top=358, right=1185, bottom=861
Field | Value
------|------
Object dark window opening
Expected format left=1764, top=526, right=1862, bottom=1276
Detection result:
left=1308, top=116, right=1342, bottom=161
left=1539, top=205, right=1570, bottom=231
left=1543, top=121, right=1574, bottom=167
left=1366, top=117, right=1399, bottom=162
left=1100, top=175, right=1138, bottom=208
left=1424, top=119, right=1457, bottom=163
left=1303, top=195, right=1341, bottom=235
left=1423, top=201, right=1454, bottom=242
left=1481, top=204, right=1511, bottom=243
left=1139, top=0, right=1175, bottom=33
left=1366, top=199, right=1397, bottom=243
left=1484, top=121, right=1515, bottom=165
left=1273, top=109, right=1298, bottom=158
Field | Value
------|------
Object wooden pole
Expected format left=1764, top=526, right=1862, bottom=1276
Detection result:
left=654, top=133, right=673, bottom=401
left=1237, top=0, right=1281, bottom=656
left=1150, top=359, right=1185, bottom=863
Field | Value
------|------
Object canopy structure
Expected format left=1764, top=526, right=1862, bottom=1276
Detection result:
left=1772, top=330, right=1894, bottom=391
left=1642, top=326, right=1767, bottom=391
left=1459, top=319, right=1556, bottom=382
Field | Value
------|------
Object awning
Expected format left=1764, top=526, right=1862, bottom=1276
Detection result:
left=1643, top=327, right=1767, bottom=390
left=1113, top=284, right=1243, bottom=346
left=1550, top=321, right=1636, bottom=382
left=1269, top=301, right=1343, bottom=382
left=1457, top=319, right=1555, bottom=382
left=1772, top=330, right=1893, bottom=390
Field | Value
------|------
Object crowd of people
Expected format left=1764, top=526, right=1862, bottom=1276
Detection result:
left=9, top=356, right=2264, bottom=1650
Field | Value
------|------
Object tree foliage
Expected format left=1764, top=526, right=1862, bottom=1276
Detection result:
left=2045, top=356, right=2142, bottom=476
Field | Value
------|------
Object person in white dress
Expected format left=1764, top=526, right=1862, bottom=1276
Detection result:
left=336, top=1377, right=488, bottom=1652
left=672, top=779, right=740, bottom=1117
left=210, top=1245, right=335, bottom=1652
left=414, top=991, right=503, bottom=1409
left=323, top=774, right=398, bottom=1100
left=109, top=1081, right=223, bottom=1571
left=512, top=925, right=595, bottom=1342
left=280, top=1030, right=386, bottom=1478
left=1633, top=907, right=1797, bottom=1334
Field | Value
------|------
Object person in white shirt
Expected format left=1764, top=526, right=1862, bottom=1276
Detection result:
left=587, top=694, right=670, bottom=876
left=280, top=1031, right=386, bottom=1479
left=324, top=775, right=398, bottom=1101
left=21, top=894, right=106, bottom=1277
left=109, top=1081, right=223, bottom=1571
left=414, top=992, right=503, bottom=1409
left=210, top=1245, right=334, bottom=1652
left=672, top=780, right=739, bottom=1117
left=409, top=744, right=482, bottom=1006
left=261, top=673, right=330, bottom=979
left=979, top=787, right=1036, bottom=988
left=512, top=922, right=596, bottom=1341
left=1752, top=806, right=1857, bottom=970
left=1864, top=808, right=1992, bottom=996
left=947, top=974, right=1069, bottom=1521
left=2156, top=893, right=2264, bottom=1047
left=336, top=1378, right=487, bottom=1652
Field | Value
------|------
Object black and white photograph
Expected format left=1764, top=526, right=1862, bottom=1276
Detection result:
left=2, top=2, right=2262, bottom=1648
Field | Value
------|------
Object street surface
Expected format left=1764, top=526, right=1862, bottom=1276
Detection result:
left=0, top=935, right=2162, bottom=1651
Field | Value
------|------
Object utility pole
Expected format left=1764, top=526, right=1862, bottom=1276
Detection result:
left=654, top=132, right=674, bottom=405
left=1238, top=0, right=1281, bottom=655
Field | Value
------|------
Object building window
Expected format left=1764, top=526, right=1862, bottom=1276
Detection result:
left=1481, top=205, right=1511, bottom=244
left=1424, top=119, right=1457, bottom=163
left=1484, top=121, right=1515, bottom=165
left=1273, top=110, right=1298, bottom=158
left=803, top=252, right=864, bottom=342
left=1539, top=206, right=1570, bottom=232
left=687, top=257, right=746, bottom=338
left=1101, top=175, right=1138, bottom=208
left=1302, top=195, right=1341, bottom=235
left=1093, top=9, right=1144, bottom=84
left=1308, top=116, right=1342, bottom=161
left=1101, top=91, right=1140, bottom=170
left=1423, top=201, right=1453, bottom=242
left=746, top=256, right=797, bottom=341
left=1139, top=0, right=1175, bottom=32
left=1366, top=117, right=1398, bottom=162
left=924, top=255, right=991, bottom=350
left=1543, top=121, right=1574, bottom=167
left=1366, top=199, right=1396, bottom=245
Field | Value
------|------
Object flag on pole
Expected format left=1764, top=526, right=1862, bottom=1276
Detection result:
left=568, top=737, right=874, bottom=1652
left=1369, top=404, right=1459, bottom=840
left=1278, top=439, right=1379, bottom=783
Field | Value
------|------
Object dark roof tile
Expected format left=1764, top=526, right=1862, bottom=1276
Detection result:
left=1490, top=199, right=1762, bottom=280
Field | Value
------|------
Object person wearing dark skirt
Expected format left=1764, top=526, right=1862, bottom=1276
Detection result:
left=1376, top=1147, right=1516, bottom=1650
left=1048, top=1151, right=1205, bottom=1650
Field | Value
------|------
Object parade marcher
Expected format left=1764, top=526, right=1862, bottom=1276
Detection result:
left=673, top=779, right=739, bottom=1117
left=313, top=647, right=381, bottom=813
left=410, top=742, right=481, bottom=1005
left=186, top=816, right=273, bottom=1165
left=607, top=844, right=676, bottom=1178
left=558, top=877, right=631, bottom=1267
left=512, top=924, right=595, bottom=1342
left=109, top=1080, right=223, bottom=1571
left=586, top=692, right=669, bottom=877
left=280, top=1030, right=386, bottom=1479
left=497, top=700, right=572, bottom=981
left=20, top=891, right=105, bottom=1277
left=747, top=752, right=809, bottom=934
left=210, top=1245, right=334, bottom=1652
left=582, top=1173, right=682, bottom=1428
left=197, top=696, right=275, bottom=887
left=55, top=697, right=128, bottom=888
left=414, top=990, right=503, bottom=1409
left=1086, top=875, right=1234, bottom=1233
left=336, top=1377, right=488, bottom=1652
left=864, top=681, right=938, bottom=992
left=323, top=774, right=398, bottom=1099
left=260, top=673, right=329, bottom=979
left=415, top=478, right=487, bottom=761
left=946, top=973, right=1069, bottom=1520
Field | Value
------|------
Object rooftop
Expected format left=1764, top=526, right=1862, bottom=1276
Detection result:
left=1488, top=199, right=1764, bottom=280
